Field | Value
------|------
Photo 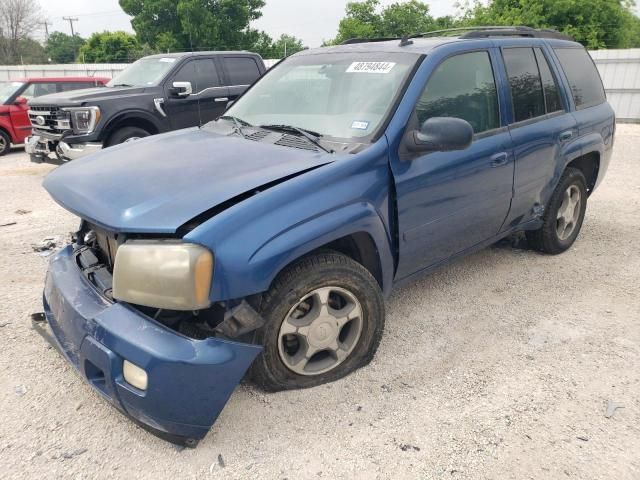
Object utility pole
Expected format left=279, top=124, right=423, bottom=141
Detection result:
left=41, top=21, right=53, bottom=41
left=62, top=17, right=79, bottom=37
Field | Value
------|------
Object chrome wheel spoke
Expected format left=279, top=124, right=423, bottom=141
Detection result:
left=556, top=185, right=581, bottom=240
left=278, top=286, right=364, bottom=376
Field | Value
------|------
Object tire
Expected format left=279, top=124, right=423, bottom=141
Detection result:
left=105, top=126, right=150, bottom=147
left=526, top=167, right=588, bottom=254
left=250, top=251, right=385, bottom=392
left=0, top=130, right=10, bottom=156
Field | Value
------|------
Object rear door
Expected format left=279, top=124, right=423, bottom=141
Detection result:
left=221, top=55, right=263, bottom=104
left=500, top=45, right=578, bottom=228
left=164, top=58, right=229, bottom=129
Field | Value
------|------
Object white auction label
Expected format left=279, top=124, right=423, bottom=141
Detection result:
left=346, top=62, right=396, bottom=74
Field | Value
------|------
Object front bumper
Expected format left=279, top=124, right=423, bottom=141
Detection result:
left=39, top=245, right=261, bottom=445
left=26, top=134, right=102, bottom=162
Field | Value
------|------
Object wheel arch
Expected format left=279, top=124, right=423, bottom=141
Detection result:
left=102, top=111, right=163, bottom=145
left=566, top=151, right=600, bottom=196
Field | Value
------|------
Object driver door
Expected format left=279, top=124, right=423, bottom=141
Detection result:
left=392, top=50, right=515, bottom=279
left=164, top=58, right=229, bottom=129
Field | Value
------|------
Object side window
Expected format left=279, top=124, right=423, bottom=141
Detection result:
left=22, top=83, right=56, bottom=99
left=502, top=48, right=545, bottom=122
left=416, top=51, right=500, bottom=135
left=59, top=82, right=96, bottom=92
left=534, top=48, right=562, bottom=113
left=223, top=57, right=261, bottom=86
left=554, top=47, right=605, bottom=109
left=172, top=59, right=221, bottom=93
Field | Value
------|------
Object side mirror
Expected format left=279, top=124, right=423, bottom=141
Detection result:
left=170, top=81, right=192, bottom=97
left=14, top=96, right=28, bottom=106
left=406, top=117, right=473, bottom=153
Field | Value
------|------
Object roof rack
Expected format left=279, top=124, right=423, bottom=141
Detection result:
left=341, top=26, right=573, bottom=47
left=413, top=26, right=573, bottom=41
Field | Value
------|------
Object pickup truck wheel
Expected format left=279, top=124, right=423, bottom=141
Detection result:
left=526, top=167, right=587, bottom=254
left=250, top=251, right=385, bottom=392
left=0, top=130, right=10, bottom=156
left=105, top=126, right=150, bottom=147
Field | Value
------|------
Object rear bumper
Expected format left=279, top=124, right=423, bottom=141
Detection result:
left=40, top=245, right=261, bottom=444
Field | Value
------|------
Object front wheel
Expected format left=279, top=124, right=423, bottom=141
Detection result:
left=105, top=126, right=150, bottom=147
left=526, top=167, right=588, bottom=254
left=250, top=251, right=385, bottom=392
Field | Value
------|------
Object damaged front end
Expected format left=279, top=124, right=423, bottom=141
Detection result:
left=36, top=221, right=264, bottom=446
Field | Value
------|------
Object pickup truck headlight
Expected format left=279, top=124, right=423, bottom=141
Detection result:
left=112, top=241, right=214, bottom=311
left=63, top=106, right=101, bottom=134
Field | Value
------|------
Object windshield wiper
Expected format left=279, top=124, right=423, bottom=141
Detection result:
left=111, top=83, right=134, bottom=87
left=259, top=124, right=334, bottom=154
left=219, top=115, right=252, bottom=139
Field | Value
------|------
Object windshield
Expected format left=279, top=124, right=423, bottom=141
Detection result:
left=0, top=81, right=25, bottom=104
left=107, top=57, right=178, bottom=87
left=224, top=52, right=419, bottom=141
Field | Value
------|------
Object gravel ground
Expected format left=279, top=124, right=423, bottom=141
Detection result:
left=0, top=125, right=639, bottom=480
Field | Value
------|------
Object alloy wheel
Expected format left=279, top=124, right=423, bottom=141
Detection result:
left=278, top=286, right=363, bottom=376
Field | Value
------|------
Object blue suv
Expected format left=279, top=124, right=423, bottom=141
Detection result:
left=38, top=27, right=615, bottom=445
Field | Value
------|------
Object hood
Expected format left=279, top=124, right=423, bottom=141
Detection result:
left=28, top=86, right=151, bottom=107
left=43, top=128, right=333, bottom=234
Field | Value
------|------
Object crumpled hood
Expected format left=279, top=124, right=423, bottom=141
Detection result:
left=43, top=128, right=333, bottom=233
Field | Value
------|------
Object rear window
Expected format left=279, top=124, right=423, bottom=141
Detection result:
left=223, top=57, right=261, bottom=86
left=554, top=47, right=605, bottom=109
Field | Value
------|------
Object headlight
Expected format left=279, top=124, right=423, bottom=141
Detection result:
left=63, top=106, right=101, bottom=134
left=112, top=241, right=214, bottom=311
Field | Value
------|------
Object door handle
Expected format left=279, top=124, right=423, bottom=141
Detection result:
left=214, top=97, right=229, bottom=103
left=559, top=130, right=573, bottom=142
left=490, top=152, right=509, bottom=167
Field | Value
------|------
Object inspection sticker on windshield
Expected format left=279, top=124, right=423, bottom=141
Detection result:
left=351, top=121, right=370, bottom=130
left=346, top=62, right=396, bottom=74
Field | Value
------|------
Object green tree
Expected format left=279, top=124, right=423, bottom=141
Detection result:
left=119, top=0, right=266, bottom=52
left=332, top=0, right=459, bottom=44
left=78, top=31, right=140, bottom=63
left=460, top=0, right=640, bottom=49
left=45, top=32, right=86, bottom=63
left=16, top=37, right=47, bottom=63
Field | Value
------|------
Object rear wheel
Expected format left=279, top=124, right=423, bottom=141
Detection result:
left=105, top=126, right=150, bottom=147
left=250, top=251, right=385, bottom=392
left=526, top=167, right=588, bottom=254
left=0, top=130, right=10, bottom=156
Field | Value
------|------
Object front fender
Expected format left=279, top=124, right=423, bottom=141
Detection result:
left=247, top=202, right=395, bottom=297
left=185, top=140, right=395, bottom=301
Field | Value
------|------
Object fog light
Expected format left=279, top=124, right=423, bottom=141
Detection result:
left=123, top=360, right=148, bottom=390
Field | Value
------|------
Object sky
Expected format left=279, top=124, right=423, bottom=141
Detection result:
left=39, top=0, right=461, bottom=48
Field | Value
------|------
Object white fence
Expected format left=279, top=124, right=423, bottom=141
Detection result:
left=0, top=59, right=280, bottom=81
left=590, top=49, right=640, bottom=123
left=0, top=52, right=638, bottom=121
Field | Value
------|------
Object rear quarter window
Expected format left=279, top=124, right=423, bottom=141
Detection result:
left=223, top=57, right=261, bottom=86
left=554, top=47, right=606, bottom=109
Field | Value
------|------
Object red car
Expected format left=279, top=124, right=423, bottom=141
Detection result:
left=0, top=76, right=109, bottom=156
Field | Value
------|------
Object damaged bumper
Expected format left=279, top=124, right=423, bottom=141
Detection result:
left=39, top=245, right=261, bottom=445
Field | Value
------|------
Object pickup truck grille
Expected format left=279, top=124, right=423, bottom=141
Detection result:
left=28, top=106, right=71, bottom=136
